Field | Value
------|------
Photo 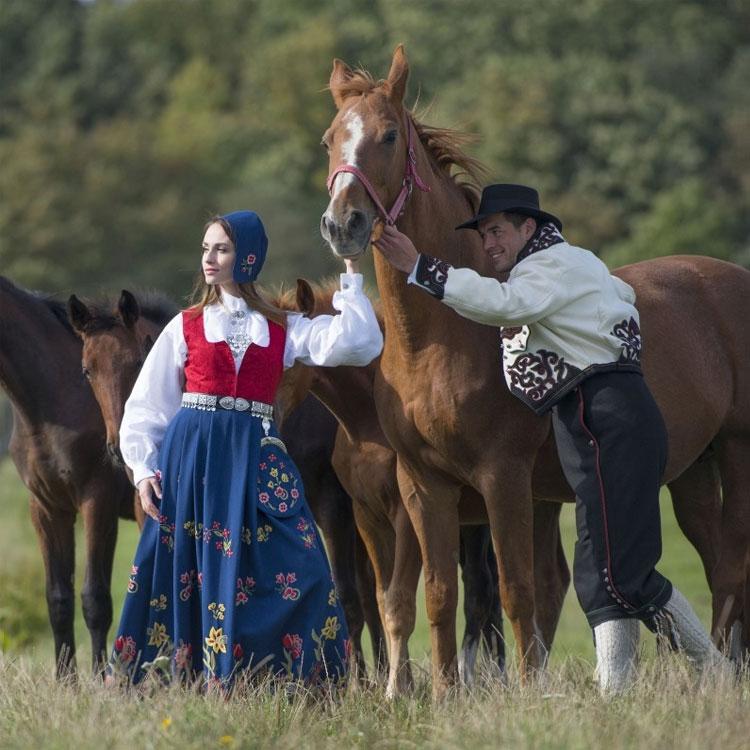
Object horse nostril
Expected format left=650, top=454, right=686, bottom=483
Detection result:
left=346, top=210, right=366, bottom=234
left=321, top=214, right=336, bottom=240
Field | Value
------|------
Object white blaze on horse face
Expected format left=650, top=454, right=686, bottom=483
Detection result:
left=327, top=110, right=365, bottom=206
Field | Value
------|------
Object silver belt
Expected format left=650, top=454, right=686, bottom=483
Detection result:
left=181, top=392, right=273, bottom=418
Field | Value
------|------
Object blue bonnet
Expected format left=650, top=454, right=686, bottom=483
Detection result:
left=220, top=210, right=268, bottom=283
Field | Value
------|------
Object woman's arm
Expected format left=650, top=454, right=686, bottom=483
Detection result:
left=283, top=273, right=383, bottom=368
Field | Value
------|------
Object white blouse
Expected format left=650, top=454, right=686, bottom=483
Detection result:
left=120, top=273, right=382, bottom=486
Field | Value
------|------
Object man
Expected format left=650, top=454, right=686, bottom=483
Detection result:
left=375, top=183, right=728, bottom=694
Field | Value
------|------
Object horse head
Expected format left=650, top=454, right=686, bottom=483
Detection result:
left=68, top=290, right=154, bottom=466
left=321, top=45, right=417, bottom=259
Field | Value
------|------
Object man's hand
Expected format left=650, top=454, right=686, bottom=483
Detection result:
left=137, top=475, right=162, bottom=521
left=374, top=224, right=419, bottom=273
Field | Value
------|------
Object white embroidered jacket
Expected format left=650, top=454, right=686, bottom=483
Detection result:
left=408, top=242, right=642, bottom=414
left=120, top=273, right=383, bottom=485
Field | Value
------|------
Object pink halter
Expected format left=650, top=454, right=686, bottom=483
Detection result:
left=326, top=112, right=431, bottom=225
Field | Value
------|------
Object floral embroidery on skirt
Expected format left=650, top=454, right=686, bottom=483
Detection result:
left=108, top=407, right=349, bottom=689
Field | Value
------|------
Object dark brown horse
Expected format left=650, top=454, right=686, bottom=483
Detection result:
left=0, top=276, right=136, bottom=674
left=68, top=289, right=390, bottom=678
left=321, top=46, right=749, bottom=696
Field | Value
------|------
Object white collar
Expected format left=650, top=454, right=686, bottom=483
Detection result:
left=218, top=291, right=248, bottom=312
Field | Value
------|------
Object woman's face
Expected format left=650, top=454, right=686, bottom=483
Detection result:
left=202, top=222, right=235, bottom=286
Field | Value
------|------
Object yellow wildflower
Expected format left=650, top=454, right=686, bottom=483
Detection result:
left=219, top=737, right=235, bottom=747
left=205, top=626, right=228, bottom=654
left=161, top=717, right=172, bottom=730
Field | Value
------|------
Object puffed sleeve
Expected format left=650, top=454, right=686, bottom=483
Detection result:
left=283, top=273, right=383, bottom=368
left=120, top=313, right=187, bottom=486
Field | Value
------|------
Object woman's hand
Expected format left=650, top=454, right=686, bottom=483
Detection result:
left=137, top=476, right=162, bottom=521
left=344, top=257, right=360, bottom=274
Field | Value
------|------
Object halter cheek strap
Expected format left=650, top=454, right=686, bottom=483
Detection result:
left=326, top=112, right=431, bottom=225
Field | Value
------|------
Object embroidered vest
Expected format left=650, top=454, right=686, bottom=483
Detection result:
left=182, top=310, right=285, bottom=405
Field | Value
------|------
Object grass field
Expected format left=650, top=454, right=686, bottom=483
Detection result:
left=1, top=456, right=745, bottom=749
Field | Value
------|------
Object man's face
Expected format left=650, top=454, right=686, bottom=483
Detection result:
left=478, top=213, right=537, bottom=273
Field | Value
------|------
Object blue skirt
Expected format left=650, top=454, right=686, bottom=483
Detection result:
left=109, top=406, right=349, bottom=688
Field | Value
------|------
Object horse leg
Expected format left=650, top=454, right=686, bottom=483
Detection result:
left=712, top=434, right=750, bottom=658
left=481, top=535, right=506, bottom=675
left=397, top=459, right=461, bottom=700
left=80, top=494, right=118, bottom=672
left=383, top=497, right=421, bottom=698
left=532, top=500, right=570, bottom=656
left=351, top=493, right=419, bottom=695
left=667, top=456, right=722, bottom=589
left=458, top=525, right=504, bottom=686
left=477, top=468, right=542, bottom=680
left=353, top=530, right=389, bottom=675
left=29, top=496, right=77, bottom=677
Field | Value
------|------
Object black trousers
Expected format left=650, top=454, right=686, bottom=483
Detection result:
left=551, top=371, right=673, bottom=630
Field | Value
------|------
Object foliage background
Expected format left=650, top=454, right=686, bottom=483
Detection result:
left=1, top=0, right=749, bottom=303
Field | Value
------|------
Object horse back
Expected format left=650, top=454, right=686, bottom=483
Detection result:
left=616, top=255, right=750, bottom=458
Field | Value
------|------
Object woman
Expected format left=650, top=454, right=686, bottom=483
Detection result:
left=109, top=210, right=383, bottom=688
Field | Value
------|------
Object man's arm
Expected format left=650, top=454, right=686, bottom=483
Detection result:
left=375, top=225, right=575, bottom=326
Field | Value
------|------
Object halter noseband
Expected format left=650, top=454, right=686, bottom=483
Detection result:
left=325, top=112, right=431, bottom=225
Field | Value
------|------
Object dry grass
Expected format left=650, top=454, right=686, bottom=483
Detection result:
left=0, top=652, right=748, bottom=750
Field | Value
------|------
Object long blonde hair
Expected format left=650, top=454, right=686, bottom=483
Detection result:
left=187, top=216, right=288, bottom=327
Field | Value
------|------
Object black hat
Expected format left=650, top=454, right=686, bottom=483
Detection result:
left=456, top=183, right=562, bottom=231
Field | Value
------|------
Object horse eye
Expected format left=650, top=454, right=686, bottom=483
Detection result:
left=320, top=138, right=330, bottom=152
left=383, top=130, right=398, bottom=145
left=82, top=367, right=91, bottom=380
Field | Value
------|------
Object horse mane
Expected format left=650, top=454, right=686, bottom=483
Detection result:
left=267, top=277, right=384, bottom=328
left=77, top=290, right=178, bottom=334
left=331, top=68, right=486, bottom=206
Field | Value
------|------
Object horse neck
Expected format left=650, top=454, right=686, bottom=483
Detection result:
left=0, top=279, right=83, bottom=425
left=374, top=150, right=481, bottom=356
left=309, top=362, right=380, bottom=444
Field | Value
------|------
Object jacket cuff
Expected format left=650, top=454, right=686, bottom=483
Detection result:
left=131, top=464, right=158, bottom=488
left=406, top=254, right=453, bottom=300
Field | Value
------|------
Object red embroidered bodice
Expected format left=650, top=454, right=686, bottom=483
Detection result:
left=182, top=310, right=285, bottom=405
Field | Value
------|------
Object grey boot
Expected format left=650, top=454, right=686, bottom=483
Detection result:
left=593, top=618, right=640, bottom=696
left=660, top=586, right=731, bottom=672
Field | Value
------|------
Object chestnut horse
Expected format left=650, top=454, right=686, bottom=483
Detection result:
left=321, top=46, right=749, bottom=696
left=68, top=290, right=389, bottom=678
left=273, top=279, right=568, bottom=693
left=0, top=277, right=137, bottom=674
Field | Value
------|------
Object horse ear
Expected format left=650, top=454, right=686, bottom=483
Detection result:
left=386, top=44, right=409, bottom=106
left=295, top=278, right=316, bottom=315
left=118, top=289, right=140, bottom=329
left=67, top=294, right=92, bottom=335
left=329, top=58, right=354, bottom=109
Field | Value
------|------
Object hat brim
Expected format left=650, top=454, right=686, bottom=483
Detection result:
left=455, top=208, right=562, bottom=232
